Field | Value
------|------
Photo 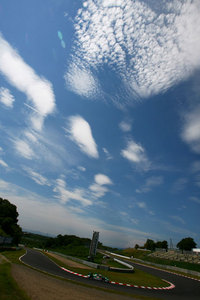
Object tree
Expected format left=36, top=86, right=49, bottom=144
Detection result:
left=155, top=240, right=168, bottom=250
left=144, top=239, right=156, bottom=251
left=177, top=237, right=196, bottom=252
left=0, top=197, right=22, bottom=245
left=134, top=244, right=139, bottom=250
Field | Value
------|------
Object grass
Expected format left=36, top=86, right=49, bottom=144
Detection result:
left=1, top=248, right=26, bottom=264
left=144, top=256, right=200, bottom=272
left=0, top=261, right=30, bottom=300
left=46, top=252, right=169, bottom=287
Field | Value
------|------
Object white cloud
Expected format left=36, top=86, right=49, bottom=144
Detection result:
left=189, top=196, right=200, bottom=204
left=119, top=121, right=131, bottom=132
left=23, top=167, right=51, bottom=186
left=68, top=0, right=200, bottom=103
left=24, top=130, right=38, bottom=143
left=77, top=166, right=86, bottom=172
left=130, top=218, right=139, bottom=225
left=94, top=174, right=113, bottom=185
left=170, top=215, right=185, bottom=225
left=89, top=183, right=108, bottom=199
left=54, top=177, right=92, bottom=206
left=64, top=63, right=99, bottom=98
left=0, top=159, right=8, bottom=168
left=67, top=115, right=99, bottom=158
left=121, top=139, right=150, bottom=170
left=0, top=34, right=55, bottom=130
left=136, top=201, right=147, bottom=209
left=102, top=147, right=113, bottom=160
left=136, top=201, right=154, bottom=215
left=136, top=176, right=163, bottom=193
left=0, top=87, right=15, bottom=108
left=13, top=139, right=35, bottom=160
left=89, top=173, right=113, bottom=199
left=181, top=106, right=200, bottom=154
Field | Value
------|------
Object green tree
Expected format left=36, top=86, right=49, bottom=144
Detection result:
left=134, top=244, right=139, bottom=249
left=144, top=239, right=156, bottom=251
left=155, top=240, right=168, bottom=250
left=177, top=237, right=196, bottom=252
left=0, top=197, right=22, bottom=245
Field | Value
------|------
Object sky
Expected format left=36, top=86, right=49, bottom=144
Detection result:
left=0, top=0, right=200, bottom=248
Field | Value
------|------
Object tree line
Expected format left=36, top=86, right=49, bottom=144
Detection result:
left=142, top=237, right=197, bottom=252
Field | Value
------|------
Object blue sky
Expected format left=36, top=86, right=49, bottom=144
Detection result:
left=0, top=0, right=200, bottom=248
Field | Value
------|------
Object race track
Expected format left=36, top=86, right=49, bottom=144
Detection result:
left=20, top=249, right=200, bottom=299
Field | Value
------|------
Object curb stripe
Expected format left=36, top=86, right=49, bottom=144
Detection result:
left=61, top=267, right=175, bottom=290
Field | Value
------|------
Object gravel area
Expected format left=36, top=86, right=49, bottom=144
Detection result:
left=11, top=264, right=135, bottom=300
left=47, top=252, right=92, bottom=269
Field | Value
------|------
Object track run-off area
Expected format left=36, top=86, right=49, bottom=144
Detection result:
left=20, top=248, right=200, bottom=300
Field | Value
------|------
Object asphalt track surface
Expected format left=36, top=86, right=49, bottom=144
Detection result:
left=21, top=249, right=200, bottom=299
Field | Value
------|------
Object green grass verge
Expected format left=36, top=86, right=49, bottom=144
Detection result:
left=1, top=248, right=26, bottom=264
left=0, top=262, right=30, bottom=300
left=105, top=259, right=130, bottom=269
left=144, top=256, right=200, bottom=272
left=46, top=253, right=169, bottom=287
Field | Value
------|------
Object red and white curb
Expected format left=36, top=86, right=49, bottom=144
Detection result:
left=61, top=267, right=175, bottom=290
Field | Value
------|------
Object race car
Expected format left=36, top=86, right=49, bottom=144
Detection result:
left=88, top=272, right=109, bottom=283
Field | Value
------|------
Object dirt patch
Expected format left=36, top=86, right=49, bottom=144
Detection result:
left=11, top=264, right=135, bottom=300
left=47, top=253, right=92, bottom=269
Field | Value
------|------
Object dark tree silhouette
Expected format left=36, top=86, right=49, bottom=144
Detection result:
left=144, top=239, right=156, bottom=251
left=0, top=197, right=22, bottom=245
left=177, top=237, right=196, bottom=252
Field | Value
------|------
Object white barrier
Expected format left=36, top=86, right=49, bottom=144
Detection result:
left=113, top=258, right=134, bottom=270
left=108, top=252, right=131, bottom=260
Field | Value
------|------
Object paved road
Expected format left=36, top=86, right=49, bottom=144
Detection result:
left=21, top=249, right=200, bottom=299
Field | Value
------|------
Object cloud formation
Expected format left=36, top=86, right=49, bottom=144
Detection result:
left=119, top=121, right=132, bottom=132
left=67, top=0, right=200, bottom=102
left=23, top=167, right=51, bottom=186
left=102, top=147, right=113, bottom=160
left=181, top=106, right=200, bottom=154
left=64, top=63, right=99, bottom=98
left=0, top=34, right=55, bottom=130
left=0, top=159, right=8, bottom=168
left=90, top=173, right=113, bottom=198
left=0, top=87, right=15, bottom=108
left=121, top=139, right=150, bottom=170
left=13, top=139, right=35, bottom=160
left=136, top=176, right=163, bottom=193
left=170, top=215, right=185, bottom=225
left=54, top=177, right=92, bottom=206
left=67, top=115, right=99, bottom=158
left=94, top=174, right=113, bottom=185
